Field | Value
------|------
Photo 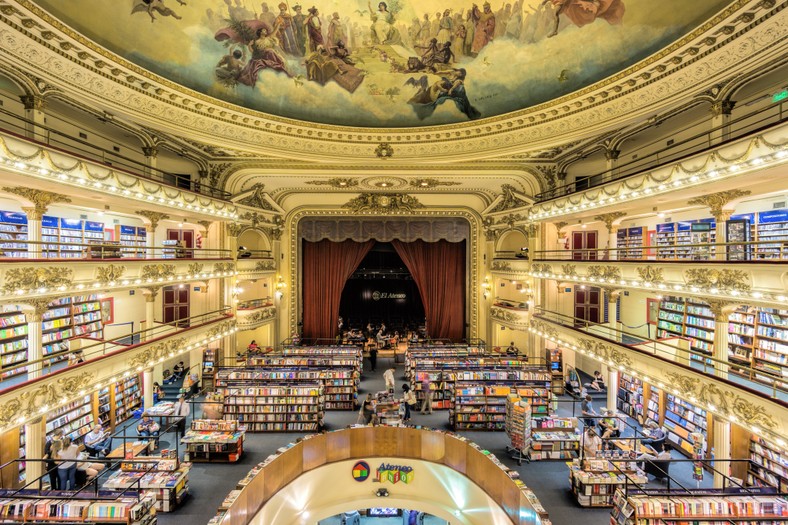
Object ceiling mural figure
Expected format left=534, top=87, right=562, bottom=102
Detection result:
left=34, top=0, right=728, bottom=127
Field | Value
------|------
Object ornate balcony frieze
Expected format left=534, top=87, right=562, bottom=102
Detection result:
left=236, top=305, right=276, bottom=330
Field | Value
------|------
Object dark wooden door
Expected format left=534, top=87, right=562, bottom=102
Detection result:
left=163, top=285, right=190, bottom=327
left=571, top=231, right=598, bottom=260
left=574, top=286, right=600, bottom=326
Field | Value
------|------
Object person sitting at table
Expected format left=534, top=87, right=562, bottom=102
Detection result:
left=599, top=410, right=620, bottom=439
left=247, top=340, right=260, bottom=353
left=506, top=342, right=519, bottom=356
left=637, top=443, right=672, bottom=471
left=83, top=425, right=112, bottom=457
left=376, top=327, right=388, bottom=349
left=641, top=421, right=666, bottom=446
left=584, top=370, right=606, bottom=391
left=137, top=416, right=160, bottom=440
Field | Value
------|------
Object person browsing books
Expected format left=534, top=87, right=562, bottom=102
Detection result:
left=83, top=425, right=112, bottom=457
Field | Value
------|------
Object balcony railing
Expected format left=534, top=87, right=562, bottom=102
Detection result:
left=535, top=96, right=787, bottom=202
left=237, top=298, right=273, bottom=310
left=534, top=308, right=788, bottom=403
left=0, top=102, right=230, bottom=200
left=498, top=240, right=788, bottom=262
left=0, top=240, right=232, bottom=261
left=0, top=307, right=232, bottom=394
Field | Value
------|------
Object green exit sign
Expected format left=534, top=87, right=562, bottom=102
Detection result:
left=773, top=89, right=788, bottom=103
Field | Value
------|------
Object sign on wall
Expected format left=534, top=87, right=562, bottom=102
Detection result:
left=352, top=461, right=370, bottom=482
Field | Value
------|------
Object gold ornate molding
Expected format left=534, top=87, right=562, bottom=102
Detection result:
left=409, top=179, right=461, bottom=188
left=578, top=339, right=633, bottom=367
left=663, top=370, right=778, bottom=430
left=227, top=223, right=245, bottom=237
left=0, top=371, right=95, bottom=428
left=140, top=264, right=176, bottom=281
left=490, top=307, right=521, bottom=324
left=530, top=319, right=558, bottom=339
left=687, top=189, right=752, bottom=220
left=188, top=263, right=204, bottom=275
left=374, top=143, right=394, bottom=159
left=587, top=265, right=622, bottom=282
left=236, top=184, right=276, bottom=211
left=2, top=186, right=70, bottom=219
left=531, top=263, right=553, bottom=274
left=593, top=212, right=627, bottom=233
left=636, top=266, right=664, bottom=285
left=560, top=264, right=577, bottom=277
left=342, top=193, right=424, bottom=213
left=490, top=185, right=532, bottom=213
left=684, top=268, right=751, bottom=292
left=3, top=266, right=73, bottom=293
left=238, top=306, right=277, bottom=328
left=95, top=264, right=126, bottom=284
left=253, top=260, right=276, bottom=271
left=128, top=338, right=187, bottom=369
left=305, top=178, right=359, bottom=188
left=491, top=261, right=512, bottom=272
left=135, top=210, right=170, bottom=230
left=213, top=262, right=236, bottom=274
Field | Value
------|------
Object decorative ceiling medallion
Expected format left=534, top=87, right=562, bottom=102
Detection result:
left=362, top=177, right=408, bottom=190
left=342, top=193, right=424, bottom=213
left=375, top=143, right=394, bottom=159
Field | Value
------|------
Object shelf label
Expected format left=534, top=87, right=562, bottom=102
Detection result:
left=42, top=215, right=58, bottom=228
left=758, top=209, right=788, bottom=224
left=61, top=218, right=83, bottom=230
left=0, top=211, right=27, bottom=225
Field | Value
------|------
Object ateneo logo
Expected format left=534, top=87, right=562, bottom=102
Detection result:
left=372, top=291, right=381, bottom=301
left=352, top=461, right=370, bottom=482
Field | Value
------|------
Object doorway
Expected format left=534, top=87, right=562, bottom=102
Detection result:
left=163, top=285, right=190, bottom=327
left=574, top=286, right=600, bottom=325
left=571, top=230, right=597, bottom=260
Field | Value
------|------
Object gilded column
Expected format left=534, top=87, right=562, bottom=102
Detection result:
left=21, top=207, right=42, bottom=259
left=25, top=299, right=50, bottom=380
left=142, top=289, right=159, bottom=342
left=709, top=301, right=736, bottom=379
left=1, top=187, right=71, bottom=259
left=688, top=190, right=751, bottom=261
left=142, top=368, right=154, bottom=410
left=24, top=417, right=45, bottom=487
left=19, top=95, right=46, bottom=140
left=142, top=146, right=158, bottom=177
left=135, top=211, right=170, bottom=260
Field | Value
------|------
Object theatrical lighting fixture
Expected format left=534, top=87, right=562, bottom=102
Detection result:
left=375, top=488, right=390, bottom=497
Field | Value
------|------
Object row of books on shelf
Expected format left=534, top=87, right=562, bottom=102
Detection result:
left=0, top=496, right=154, bottom=522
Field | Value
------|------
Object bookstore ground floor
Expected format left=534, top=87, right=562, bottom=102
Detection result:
left=151, top=362, right=713, bottom=525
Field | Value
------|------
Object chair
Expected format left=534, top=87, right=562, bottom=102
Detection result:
left=644, top=459, right=671, bottom=481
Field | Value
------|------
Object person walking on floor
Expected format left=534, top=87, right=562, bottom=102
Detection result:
left=44, top=429, right=63, bottom=490
left=420, top=374, right=433, bottom=414
left=383, top=368, right=396, bottom=393
left=581, top=394, right=597, bottom=428
left=401, top=384, right=416, bottom=422
left=172, top=395, right=191, bottom=437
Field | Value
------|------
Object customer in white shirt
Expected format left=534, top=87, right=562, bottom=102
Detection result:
left=383, top=368, right=396, bottom=393
left=582, top=427, right=603, bottom=458
left=83, top=425, right=112, bottom=457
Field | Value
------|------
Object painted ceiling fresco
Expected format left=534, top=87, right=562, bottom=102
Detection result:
left=32, top=0, right=730, bottom=128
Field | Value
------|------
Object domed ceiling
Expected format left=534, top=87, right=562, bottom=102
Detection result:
left=33, top=0, right=729, bottom=128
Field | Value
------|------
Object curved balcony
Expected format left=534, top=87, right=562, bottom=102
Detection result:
left=236, top=300, right=276, bottom=330
left=489, top=301, right=530, bottom=329
left=530, top=308, right=787, bottom=442
left=0, top=308, right=235, bottom=431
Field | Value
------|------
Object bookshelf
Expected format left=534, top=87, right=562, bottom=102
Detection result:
left=96, top=386, right=112, bottom=427
left=645, top=385, right=663, bottom=426
left=0, top=306, right=28, bottom=379
left=570, top=456, right=647, bottom=507
left=530, top=416, right=579, bottom=460
left=655, top=220, right=716, bottom=260
left=616, top=226, right=644, bottom=260
left=505, top=395, right=532, bottom=464
left=663, top=393, right=710, bottom=458
left=0, top=493, right=156, bottom=524
left=754, top=308, right=788, bottom=390
left=217, top=370, right=324, bottom=432
left=0, top=211, right=28, bottom=259
left=322, top=369, right=358, bottom=410
left=616, top=373, right=643, bottom=421
left=756, top=209, right=788, bottom=260
left=452, top=383, right=547, bottom=431
left=202, top=348, right=217, bottom=391
left=103, top=455, right=189, bottom=512
left=547, top=348, right=563, bottom=394
left=43, top=218, right=106, bottom=259
left=748, top=436, right=788, bottom=493
left=182, top=419, right=245, bottom=463
left=115, top=376, right=142, bottom=425
left=412, top=369, right=452, bottom=410
left=45, top=395, right=94, bottom=444
left=610, top=488, right=788, bottom=525
left=116, top=225, right=147, bottom=258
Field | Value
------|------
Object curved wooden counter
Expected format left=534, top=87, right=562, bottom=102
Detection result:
left=217, top=426, right=548, bottom=525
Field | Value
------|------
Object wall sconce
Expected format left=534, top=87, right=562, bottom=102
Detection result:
left=275, top=276, right=286, bottom=299
left=481, top=277, right=491, bottom=300
left=231, top=286, right=243, bottom=304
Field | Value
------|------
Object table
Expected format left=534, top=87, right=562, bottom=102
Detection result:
left=106, top=441, right=152, bottom=459
left=610, top=439, right=653, bottom=455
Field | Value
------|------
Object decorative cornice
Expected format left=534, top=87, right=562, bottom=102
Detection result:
left=560, top=264, right=577, bottom=277
left=375, top=143, right=394, bottom=159
left=3, top=266, right=73, bottom=293
left=490, top=307, right=522, bottom=325
left=128, top=338, right=187, bottom=369
left=663, top=370, right=778, bottom=430
left=490, top=261, right=512, bottom=272
left=687, top=189, right=752, bottom=220
left=409, top=178, right=461, bottom=188
left=213, top=262, right=236, bottom=274
left=530, top=263, right=553, bottom=275
left=490, top=185, right=532, bottom=213
left=227, top=223, right=244, bottom=237
left=188, top=263, right=204, bottom=275
left=140, top=264, right=176, bottom=281
left=586, top=265, right=622, bottom=282
left=683, top=268, right=751, bottom=293
left=236, top=184, right=275, bottom=211
left=253, top=260, right=276, bottom=271
left=2, top=186, right=70, bottom=218
left=636, top=266, right=664, bottom=285
left=342, top=193, right=424, bottom=214
left=135, top=210, right=170, bottom=230
left=577, top=339, right=633, bottom=368
left=95, top=264, right=126, bottom=285
left=238, top=306, right=277, bottom=328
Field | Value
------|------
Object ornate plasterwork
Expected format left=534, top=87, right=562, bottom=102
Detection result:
left=0, top=0, right=779, bottom=161
left=3, top=266, right=73, bottom=293
left=236, top=183, right=275, bottom=211
left=305, top=178, right=359, bottom=188
left=560, top=264, right=577, bottom=277
left=636, top=266, right=664, bottom=285
left=140, top=264, right=176, bottom=280
left=342, top=193, right=424, bottom=213
left=491, top=261, right=512, bottom=272
left=0, top=371, right=95, bottom=427
left=238, top=306, right=277, bottom=329
left=530, top=319, right=558, bottom=339
left=227, top=223, right=245, bottom=237
left=253, top=259, right=276, bottom=271
left=578, top=339, right=633, bottom=368
left=375, top=143, right=394, bottom=159
left=188, top=263, right=204, bottom=275
left=128, top=338, right=187, bottom=369
left=95, top=264, right=125, bottom=284
left=490, top=185, right=532, bottom=213
left=663, top=370, right=777, bottom=430
left=1, top=186, right=70, bottom=218
left=490, top=307, right=522, bottom=324
left=531, top=263, right=553, bottom=274
left=687, top=189, right=752, bottom=220
left=684, top=268, right=751, bottom=292
left=587, top=265, right=622, bottom=282
left=135, top=210, right=170, bottom=230
left=593, top=212, right=627, bottom=233
left=409, top=179, right=461, bottom=189
left=213, top=262, right=236, bottom=274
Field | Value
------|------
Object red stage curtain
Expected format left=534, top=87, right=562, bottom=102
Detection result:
left=302, top=239, right=375, bottom=341
left=391, top=239, right=465, bottom=341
